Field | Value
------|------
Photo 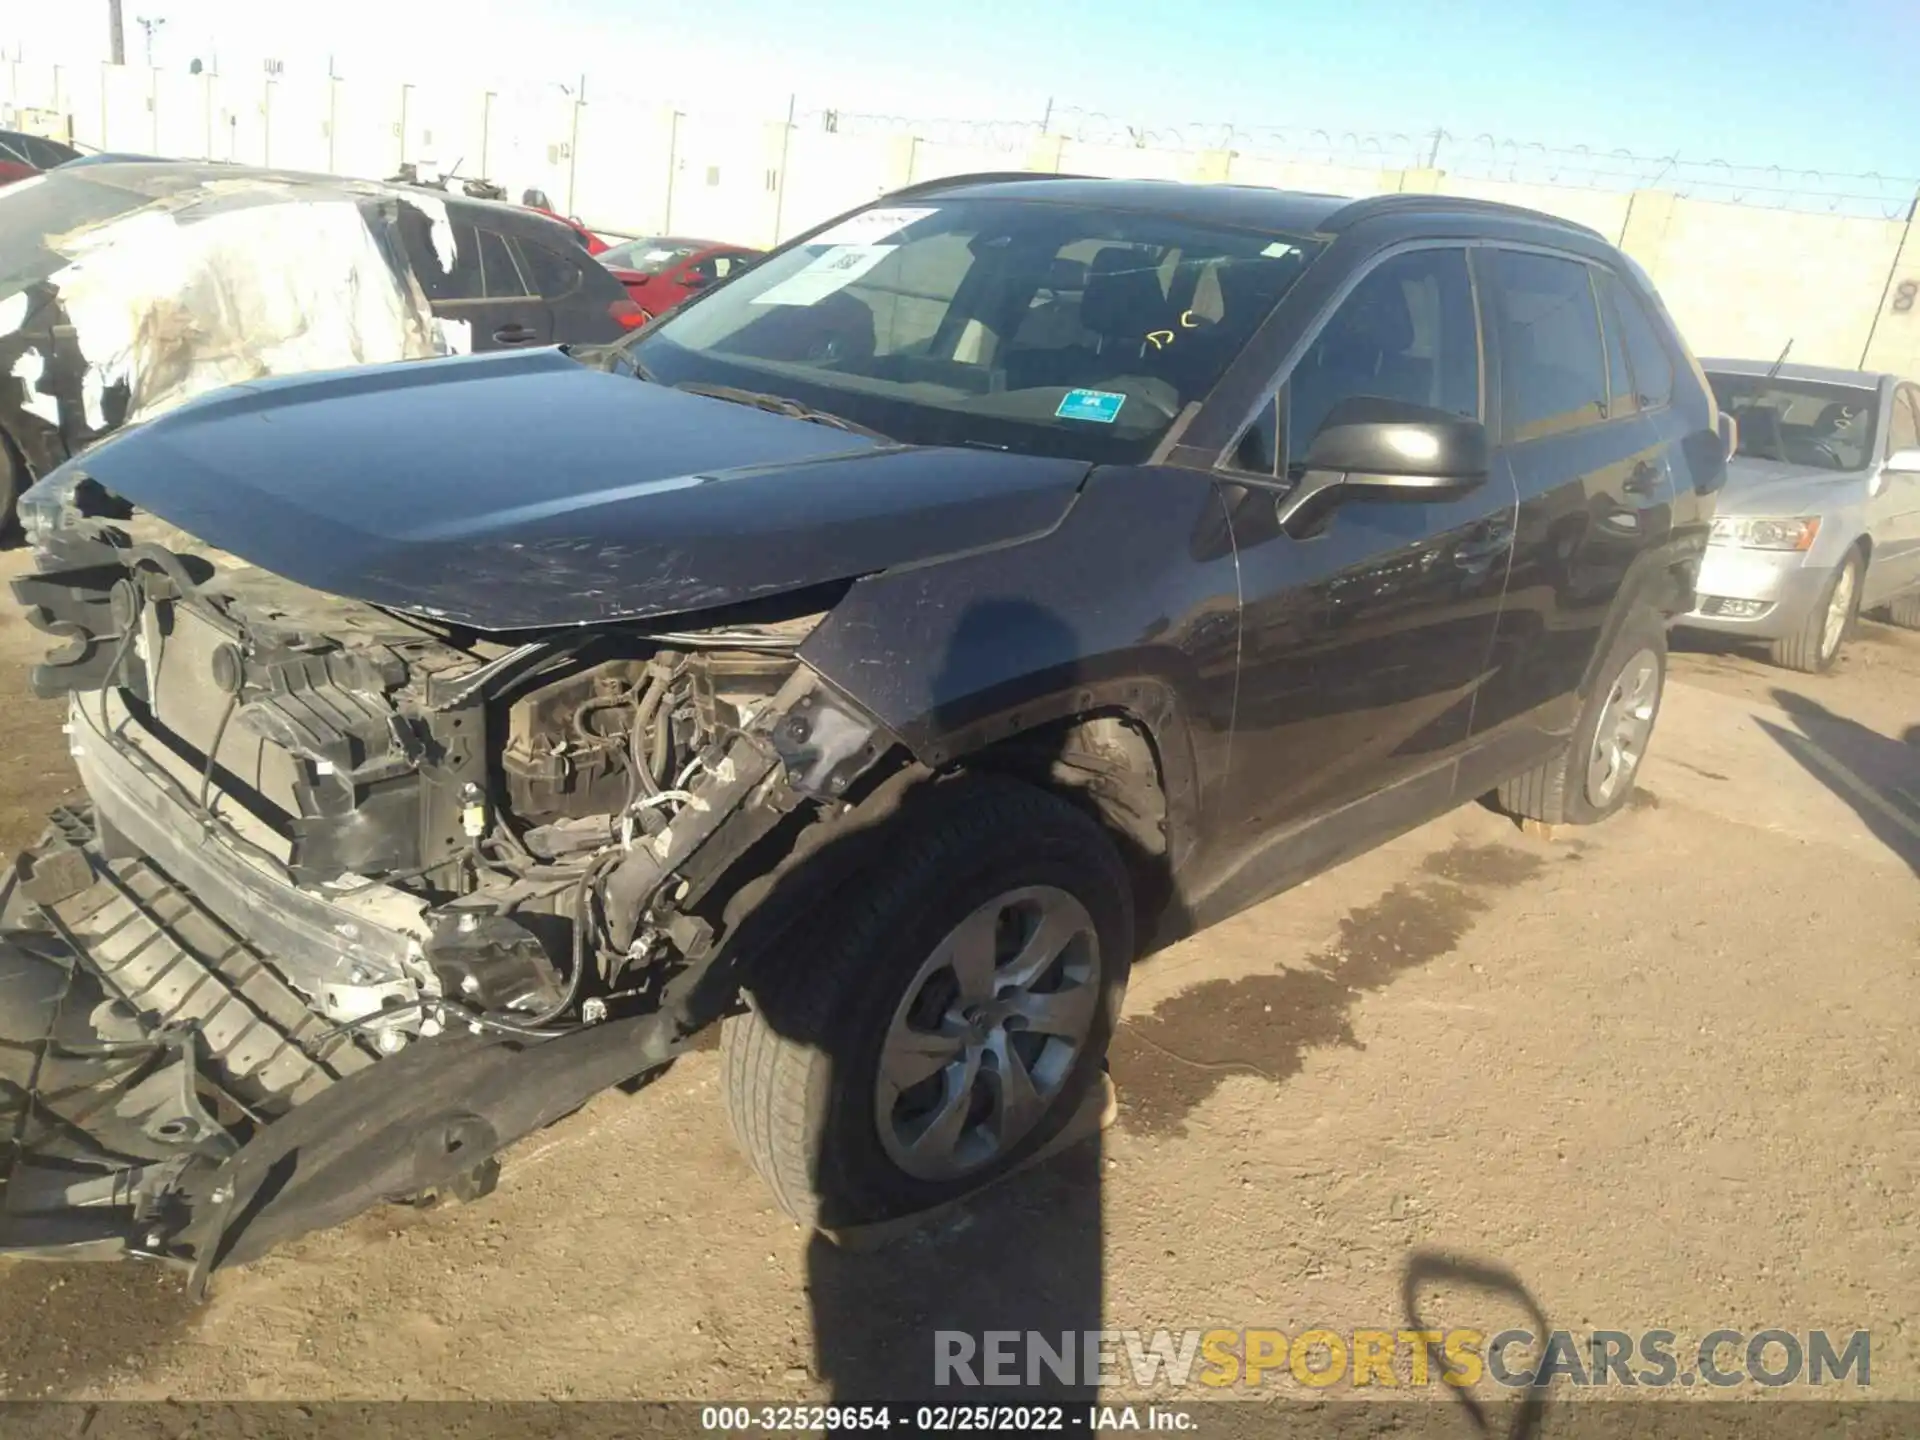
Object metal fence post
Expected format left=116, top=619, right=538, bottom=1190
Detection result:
left=1858, top=189, right=1920, bottom=369
left=770, top=94, right=795, bottom=245
left=565, top=75, right=584, bottom=216
left=663, top=109, right=682, bottom=233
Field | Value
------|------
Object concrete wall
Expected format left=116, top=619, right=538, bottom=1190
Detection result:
left=7, top=57, right=1920, bottom=375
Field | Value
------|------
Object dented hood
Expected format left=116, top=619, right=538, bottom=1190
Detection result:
left=52, top=347, right=1091, bottom=631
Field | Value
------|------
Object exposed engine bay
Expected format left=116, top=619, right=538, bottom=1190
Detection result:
left=1, top=477, right=899, bottom=1281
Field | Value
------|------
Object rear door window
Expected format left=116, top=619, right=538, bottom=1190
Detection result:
left=429, top=224, right=486, bottom=301
left=476, top=228, right=528, bottom=297
left=1598, top=284, right=1637, bottom=418
left=428, top=224, right=525, bottom=301
left=1601, top=270, right=1675, bottom=410
left=1485, top=250, right=1610, bottom=442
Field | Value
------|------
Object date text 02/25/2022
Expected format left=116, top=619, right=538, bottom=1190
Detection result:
left=699, top=1403, right=1198, bottom=1431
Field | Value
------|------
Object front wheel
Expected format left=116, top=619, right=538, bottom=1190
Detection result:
left=1496, top=612, right=1667, bottom=826
left=720, top=776, right=1133, bottom=1228
left=1770, top=550, right=1861, bottom=673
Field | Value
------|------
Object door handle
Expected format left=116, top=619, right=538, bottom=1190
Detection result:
left=1451, top=518, right=1512, bottom=570
left=1623, top=460, right=1664, bottom=497
left=492, top=324, right=536, bottom=344
left=1453, top=535, right=1511, bottom=569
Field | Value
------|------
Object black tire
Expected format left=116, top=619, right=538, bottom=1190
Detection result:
left=1883, top=592, right=1920, bottom=630
left=720, top=775, right=1133, bottom=1228
left=1770, top=549, right=1862, bottom=673
left=1496, top=611, right=1667, bottom=826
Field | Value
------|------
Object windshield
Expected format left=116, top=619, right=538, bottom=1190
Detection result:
left=602, top=238, right=702, bottom=274
left=1708, top=372, right=1879, bottom=471
left=625, top=198, right=1323, bottom=463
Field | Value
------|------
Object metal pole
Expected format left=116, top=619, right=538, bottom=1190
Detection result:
left=480, top=90, right=493, bottom=183
left=1858, top=187, right=1920, bottom=368
left=663, top=109, right=682, bottom=232
left=770, top=93, right=795, bottom=245
left=108, top=0, right=126, bottom=65
left=564, top=76, right=584, bottom=217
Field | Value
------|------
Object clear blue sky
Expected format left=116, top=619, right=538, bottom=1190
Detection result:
left=13, top=0, right=1917, bottom=178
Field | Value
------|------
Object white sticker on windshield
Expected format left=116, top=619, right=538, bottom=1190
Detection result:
left=751, top=243, right=896, bottom=307
left=809, top=207, right=937, bottom=247
left=1261, top=240, right=1299, bottom=258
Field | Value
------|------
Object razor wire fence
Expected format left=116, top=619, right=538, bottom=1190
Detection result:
left=797, top=105, right=1920, bottom=219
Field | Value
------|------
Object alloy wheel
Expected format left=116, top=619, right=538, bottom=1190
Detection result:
left=874, top=885, right=1101, bottom=1181
left=1586, top=648, right=1660, bottom=807
left=1821, top=560, right=1857, bottom=662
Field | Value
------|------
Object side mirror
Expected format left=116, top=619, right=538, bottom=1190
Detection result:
left=683, top=273, right=714, bottom=290
left=1884, top=447, right=1920, bottom=475
left=1278, top=397, right=1489, bottom=528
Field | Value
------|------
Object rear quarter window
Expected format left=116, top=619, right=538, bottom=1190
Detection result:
left=1601, top=270, right=1675, bottom=410
left=517, top=239, right=586, bottom=299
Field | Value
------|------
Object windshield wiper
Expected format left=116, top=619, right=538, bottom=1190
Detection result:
left=673, top=382, right=890, bottom=441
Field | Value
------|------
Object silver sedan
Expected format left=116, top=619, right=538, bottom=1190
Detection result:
left=1680, top=359, right=1920, bottom=671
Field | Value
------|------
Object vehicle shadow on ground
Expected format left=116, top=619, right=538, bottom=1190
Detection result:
left=1757, top=688, right=1920, bottom=878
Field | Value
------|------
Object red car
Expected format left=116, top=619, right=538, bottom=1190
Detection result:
left=512, top=189, right=610, bottom=257
left=528, top=206, right=610, bottom=256
left=0, top=129, right=80, bottom=186
left=598, top=237, right=762, bottom=319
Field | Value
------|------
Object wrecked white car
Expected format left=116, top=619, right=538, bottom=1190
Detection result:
left=0, top=162, right=641, bottom=530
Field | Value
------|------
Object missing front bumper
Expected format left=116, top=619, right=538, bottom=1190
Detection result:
left=0, top=816, right=688, bottom=1291
left=0, top=905, right=230, bottom=1262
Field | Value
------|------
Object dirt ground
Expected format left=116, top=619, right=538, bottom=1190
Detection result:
left=1, top=542, right=1916, bottom=1408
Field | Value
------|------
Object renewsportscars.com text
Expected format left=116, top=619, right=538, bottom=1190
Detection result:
left=934, top=1328, right=1871, bottom=1390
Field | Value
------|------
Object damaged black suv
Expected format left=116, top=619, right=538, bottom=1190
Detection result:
left=1, top=174, right=1724, bottom=1283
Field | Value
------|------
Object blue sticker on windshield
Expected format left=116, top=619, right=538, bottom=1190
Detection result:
left=1056, top=388, right=1126, bottom=424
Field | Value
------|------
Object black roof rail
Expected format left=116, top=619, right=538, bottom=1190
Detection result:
left=1323, top=192, right=1607, bottom=242
left=878, top=170, right=1094, bottom=200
